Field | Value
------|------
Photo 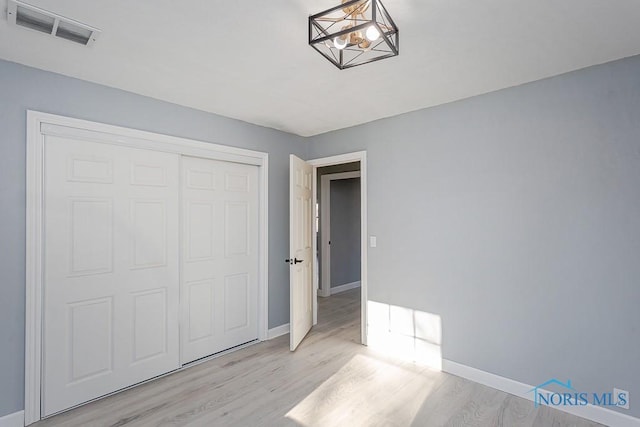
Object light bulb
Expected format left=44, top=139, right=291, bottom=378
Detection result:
left=365, top=25, right=380, bottom=41
left=333, top=36, right=347, bottom=50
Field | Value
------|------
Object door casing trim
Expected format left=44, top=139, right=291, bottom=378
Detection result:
left=319, top=171, right=361, bottom=298
left=307, top=152, right=368, bottom=346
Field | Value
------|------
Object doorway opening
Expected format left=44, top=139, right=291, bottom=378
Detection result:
left=317, top=166, right=360, bottom=298
left=308, top=152, right=368, bottom=345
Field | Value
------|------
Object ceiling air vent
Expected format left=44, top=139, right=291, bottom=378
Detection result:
left=7, top=0, right=100, bottom=46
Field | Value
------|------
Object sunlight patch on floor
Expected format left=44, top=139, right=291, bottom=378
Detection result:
left=285, top=353, right=439, bottom=426
left=367, top=300, right=443, bottom=370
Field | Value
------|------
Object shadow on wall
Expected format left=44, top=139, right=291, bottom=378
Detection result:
left=367, top=300, right=443, bottom=370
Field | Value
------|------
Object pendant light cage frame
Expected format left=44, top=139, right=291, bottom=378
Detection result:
left=309, top=0, right=399, bottom=70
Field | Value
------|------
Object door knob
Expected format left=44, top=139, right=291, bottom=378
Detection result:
left=293, top=258, right=303, bottom=264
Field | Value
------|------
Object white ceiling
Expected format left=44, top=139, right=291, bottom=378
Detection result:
left=1, top=0, right=639, bottom=136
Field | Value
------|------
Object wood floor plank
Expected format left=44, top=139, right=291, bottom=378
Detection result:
left=34, top=288, right=606, bottom=427
left=496, top=394, right=539, bottom=427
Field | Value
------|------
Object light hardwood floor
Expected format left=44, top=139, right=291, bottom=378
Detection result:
left=35, top=289, right=604, bottom=427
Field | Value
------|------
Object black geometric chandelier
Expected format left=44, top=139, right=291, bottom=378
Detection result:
left=309, top=0, right=399, bottom=70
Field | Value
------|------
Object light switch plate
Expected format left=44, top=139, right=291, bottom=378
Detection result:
left=370, top=236, right=377, bottom=247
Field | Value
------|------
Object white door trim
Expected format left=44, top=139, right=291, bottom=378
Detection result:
left=308, top=151, right=368, bottom=345
left=25, top=111, right=269, bottom=425
left=319, top=171, right=361, bottom=298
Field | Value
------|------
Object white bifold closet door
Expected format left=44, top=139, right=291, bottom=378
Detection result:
left=43, top=136, right=180, bottom=416
left=181, top=156, right=259, bottom=364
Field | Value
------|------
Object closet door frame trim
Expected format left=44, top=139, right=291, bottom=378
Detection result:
left=25, top=110, right=270, bottom=425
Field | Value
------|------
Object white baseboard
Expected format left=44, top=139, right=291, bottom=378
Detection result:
left=330, top=281, right=361, bottom=295
left=442, top=359, right=640, bottom=427
left=318, top=288, right=331, bottom=298
left=267, top=323, right=290, bottom=339
left=0, top=410, right=24, bottom=427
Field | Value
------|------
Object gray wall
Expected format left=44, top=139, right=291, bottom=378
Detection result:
left=330, top=178, right=361, bottom=287
left=2, top=53, right=640, bottom=420
left=309, top=55, right=640, bottom=418
left=0, top=59, right=305, bottom=417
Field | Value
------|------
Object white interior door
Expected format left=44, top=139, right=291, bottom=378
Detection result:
left=181, top=156, right=259, bottom=364
left=43, top=136, right=180, bottom=416
left=289, top=155, right=313, bottom=351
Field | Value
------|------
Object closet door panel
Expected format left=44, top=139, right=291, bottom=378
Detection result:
left=181, top=156, right=259, bottom=364
left=43, top=136, right=180, bottom=416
